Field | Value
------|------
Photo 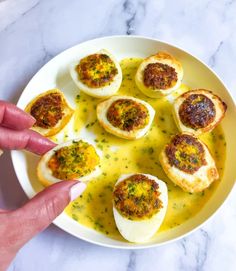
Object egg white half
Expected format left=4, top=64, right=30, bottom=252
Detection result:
left=159, top=134, right=219, bottom=193
left=173, top=89, right=227, bottom=135
left=97, top=95, right=155, bottom=140
left=25, top=89, right=74, bottom=137
left=70, top=49, right=122, bottom=98
left=37, top=139, right=101, bottom=187
left=113, top=173, right=168, bottom=243
left=135, top=51, right=183, bottom=98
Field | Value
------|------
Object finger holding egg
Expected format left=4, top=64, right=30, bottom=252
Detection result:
left=37, top=139, right=101, bottom=187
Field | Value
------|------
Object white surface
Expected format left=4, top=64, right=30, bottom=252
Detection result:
left=0, top=0, right=235, bottom=270
left=11, top=35, right=236, bottom=248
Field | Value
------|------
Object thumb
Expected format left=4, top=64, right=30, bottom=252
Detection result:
left=9, top=181, right=86, bottom=250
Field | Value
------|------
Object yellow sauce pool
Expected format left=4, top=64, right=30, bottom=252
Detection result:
left=65, top=58, right=226, bottom=241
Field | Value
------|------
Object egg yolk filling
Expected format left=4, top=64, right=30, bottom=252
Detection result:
left=30, top=93, right=64, bottom=128
left=76, top=53, right=118, bottom=88
left=113, top=174, right=163, bottom=220
left=107, top=99, right=149, bottom=132
left=143, top=62, right=177, bottom=90
left=179, top=93, right=216, bottom=129
left=165, top=134, right=206, bottom=174
left=48, top=140, right=100, bottom=180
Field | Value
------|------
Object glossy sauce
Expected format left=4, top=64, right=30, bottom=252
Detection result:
left=65, top=58, right=226, bottom=241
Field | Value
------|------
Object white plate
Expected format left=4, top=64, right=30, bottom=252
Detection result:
left=11, top=36, right=236, bottom=249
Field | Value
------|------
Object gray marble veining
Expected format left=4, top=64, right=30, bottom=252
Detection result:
left=0, top=0, right=236, bottom=270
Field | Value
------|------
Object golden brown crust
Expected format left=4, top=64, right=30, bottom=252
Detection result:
left=179, top=93, right=216, bottom=129
left=159, top=133, right=219, bottom=193
left=173, top=89, right=227, bottom=135
left=143, top=63, right=177, bottom=90
left=76, top=53, right=118, bottom=88
left=165, top=134, right=206, bottom=174
left=106, top=99, right=149, bottom=132
left=135, top=51, right=183, bottom=98
left=113, top=174, right=162, bottom=220
left=25, top=89, right=74, bottom=137
left=96, top=96, right=155, bottom=140
left=30, top=92, right=64, bottom=129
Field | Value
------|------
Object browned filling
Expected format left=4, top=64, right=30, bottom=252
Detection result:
left=30, top=93, right=64, bottom=129
left=165, top=134, right=206, bottom=174
left=106, top=99, right=149, bottom=132
left=113, top=174, right=162, bottom=220
left=48, top=140, right=99, bottom=180
left=76, top=53, right=118, bottom=88
left=143, top=63, right=177, bottom=90
left=179, top=94, right=216, bottom=129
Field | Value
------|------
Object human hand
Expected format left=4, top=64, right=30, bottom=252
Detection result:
left=0, top=101, right=86, bottom=271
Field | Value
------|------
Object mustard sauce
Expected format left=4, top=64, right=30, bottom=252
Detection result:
left=65, top=58, right=226, bottom=241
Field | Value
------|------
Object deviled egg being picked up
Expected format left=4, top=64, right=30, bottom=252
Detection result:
left=37, top=139, right=100, bottom=187
left=25, top=89, right=74, bottom=137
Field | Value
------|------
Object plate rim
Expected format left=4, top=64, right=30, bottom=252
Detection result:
left=11, top=34, right=236, bottom=249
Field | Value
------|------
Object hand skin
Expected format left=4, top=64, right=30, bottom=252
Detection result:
left=0, top=101, right=86, bottom=271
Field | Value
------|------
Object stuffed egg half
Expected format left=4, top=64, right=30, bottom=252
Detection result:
left=97, top=96, right=155, bottom=139
left=25, top=89, right=74, bottom=137
left=160, top=133, right=219, bottom=193
left=37, top=139, right=100, bottom=187
left=135, top=51, right=183, bottom=98
left=113, top=173, right=168, bottom=243
left=173, top=89, right=227, bottom=135
left=70, top=49, right=122, bottom=98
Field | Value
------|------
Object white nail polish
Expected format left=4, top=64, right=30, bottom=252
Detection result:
left=70, top=182, right=87, bottom=201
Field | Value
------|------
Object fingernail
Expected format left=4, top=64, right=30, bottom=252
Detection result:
left=29, top=115, right=36, bottom=124
left=70, top=182, right=87, bottom=201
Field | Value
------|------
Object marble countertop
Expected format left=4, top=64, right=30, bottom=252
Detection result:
left=0, top=0, right=236, bottom=270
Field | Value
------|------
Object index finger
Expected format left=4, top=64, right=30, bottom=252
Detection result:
left=0, top=100, right=35, bottom=130
left=0, top=127, right=56, bottom=155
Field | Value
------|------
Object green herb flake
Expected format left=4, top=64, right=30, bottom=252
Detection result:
left=97, top=144, right=103, bottom=150
left=148, top=147, right=154, bottom=154
left=87, top=193, right=93, bottom=203
left=76, top=94, right=80, bottom=101
left=72, top=214, right=78, bottom=221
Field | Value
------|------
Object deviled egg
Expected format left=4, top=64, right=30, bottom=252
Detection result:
left=97, top=95, right=155, bottom=139
left=135, top=51, right=183, bottom=98
left=25, top=89, right=74, bottom=137
left=113, top=173, right=168, bottom=243
left=37, top=139, right=100, bottom=186
left=160, top=133, right=219, bottom=193
left=173, top=89, right=227, bottom=135
left=70, top=49, right=122, bottom=98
